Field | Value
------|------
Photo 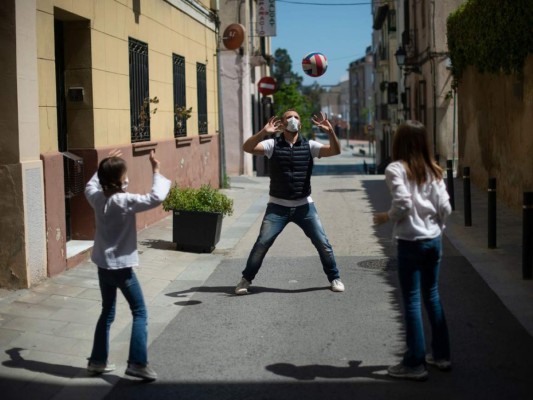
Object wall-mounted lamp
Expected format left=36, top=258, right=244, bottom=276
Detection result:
left=395, top=46, right=421, bottom=75
left=394, top=46, right=406, bottom=68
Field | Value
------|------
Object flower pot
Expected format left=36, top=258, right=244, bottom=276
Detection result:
left=172, top=210, right=223, bottom=253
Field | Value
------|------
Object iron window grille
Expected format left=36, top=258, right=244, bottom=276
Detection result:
left=196, top=63, right=208, bottom=134
left=173, top=54, right=187, bottom=137
left=129, top=38, right=150, bottom=142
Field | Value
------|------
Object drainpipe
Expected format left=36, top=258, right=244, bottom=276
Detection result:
left=215, top=15, right=226, bottom=188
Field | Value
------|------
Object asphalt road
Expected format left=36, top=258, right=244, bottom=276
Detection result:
left=105, top=170, right=533, bottom=400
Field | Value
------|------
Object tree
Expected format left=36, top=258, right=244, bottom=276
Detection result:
left=272, top=48, right=303, bottom=89
left=273, top=83, right=312, bottom=136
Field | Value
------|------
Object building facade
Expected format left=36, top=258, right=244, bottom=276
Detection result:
left=371, top=0, right=463, bottom=170
left=218, top=0, right=273, bottom=177
left=0, top=0, right=221, bottom=288
left=348, top=46, right=374, bottom=140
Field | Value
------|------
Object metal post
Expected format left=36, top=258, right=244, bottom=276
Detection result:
left=523, top=192, right=533, bottom=280
left=488, top=177, right=497, bottom=249
left=463, top=167, right=472, bottom=227
left=446, top=160, right=455, bottom=210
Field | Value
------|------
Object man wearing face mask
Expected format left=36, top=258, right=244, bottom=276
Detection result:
left=236, top=109, right=344, bottom=295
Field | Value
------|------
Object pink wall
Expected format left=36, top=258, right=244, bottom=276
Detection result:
left=41, top=135, right=220, bottom=275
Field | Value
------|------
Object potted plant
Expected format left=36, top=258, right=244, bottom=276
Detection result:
left=162, top=184, right=234, bottom=253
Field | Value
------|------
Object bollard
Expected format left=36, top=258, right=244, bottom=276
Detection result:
left=523, top=192, right=533, bottom=280
left=446, top=160, right=455, bottom=210
left=463, top=167, right=472, bottom=226
left=488, top=177, right=497, bottom=249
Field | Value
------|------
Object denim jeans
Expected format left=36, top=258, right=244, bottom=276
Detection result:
left=242, top=202, right=340, bottom=282
left=90, top=267, right=148, bottom=366
left=397, top=237, right=450, bottom=367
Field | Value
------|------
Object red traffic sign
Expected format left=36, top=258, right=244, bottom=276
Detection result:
left=257, top=76, right=277, bottom=95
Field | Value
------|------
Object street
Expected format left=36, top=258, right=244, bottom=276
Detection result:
left=1, top=146, right=532, bottom=400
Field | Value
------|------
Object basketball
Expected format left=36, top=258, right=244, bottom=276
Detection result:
left=301, top=52, right=328, bottom=77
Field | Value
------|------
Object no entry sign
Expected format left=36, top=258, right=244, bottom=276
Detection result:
left=258, top=76, right=277, bottom=95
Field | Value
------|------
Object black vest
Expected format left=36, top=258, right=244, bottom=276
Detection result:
left=269, top=134, right=313, bottom=200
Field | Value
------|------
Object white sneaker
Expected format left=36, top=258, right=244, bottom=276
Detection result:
left=330, top=279, right=345, bottom=292
left=426, top=354, right=452, bottom=371
left=87, top=361, right=116, bottom=375
left=235, top=277, right=251, bottom=295
left=387, top=363, right=428, bottom=381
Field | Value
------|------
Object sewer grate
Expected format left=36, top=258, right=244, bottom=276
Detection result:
left=357, top=258, right=397, bottom=271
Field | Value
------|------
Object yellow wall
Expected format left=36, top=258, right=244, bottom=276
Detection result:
left=36, top=0, right=218, bottom=151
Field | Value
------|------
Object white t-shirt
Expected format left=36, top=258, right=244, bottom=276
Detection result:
left=261, top=138, right=324, bottom=207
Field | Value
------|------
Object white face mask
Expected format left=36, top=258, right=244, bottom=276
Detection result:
left=121, top=177, right=129, bottom=191
left=286, top=116, right=299, bottom=132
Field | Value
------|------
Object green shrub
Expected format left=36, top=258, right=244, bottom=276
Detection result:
left=162, top=184, right=234, bottom=216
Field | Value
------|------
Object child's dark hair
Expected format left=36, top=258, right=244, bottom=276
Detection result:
left=97, top=156, right=127, bottom=193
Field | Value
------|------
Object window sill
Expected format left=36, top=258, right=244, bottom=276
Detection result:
left=175, top=137, right=193, bottom=147
left=132, top=141, right=158, bottom=154
left=199, top=134, right=215, bottom=144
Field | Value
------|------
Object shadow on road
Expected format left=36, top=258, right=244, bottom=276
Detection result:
left=166, top=285, right=329, bottom=298
left=1, top=348, right=117, bottom=382
left=265, top=360, right=390, bottom=381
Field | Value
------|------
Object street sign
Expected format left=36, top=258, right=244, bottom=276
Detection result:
left=256, top=0, right=276, bottom=36
left=223, top=23, right=245, bottom=50
left=258, top=77, right=277, bottom=95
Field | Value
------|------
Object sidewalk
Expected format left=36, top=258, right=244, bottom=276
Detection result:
left=0, top=171, right=531, bottom=399
left=444, top=177, right=533, bottom=334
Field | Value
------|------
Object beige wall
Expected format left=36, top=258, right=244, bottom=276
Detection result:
left=37, top=0, right=219, bottom=151
left=458, top=56, right=533, bottom=209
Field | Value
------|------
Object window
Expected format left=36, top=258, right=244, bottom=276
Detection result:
left=129, top=38, right=150, bottom=142
left=196, top=63, right=207, bottom=134
left=173, top=54, right=187, bottom=137
left=404, top=87, right=411, bottom=120
left=388, top=9, right=396, bottom=32
left=418, top=80, right=426, bottom=125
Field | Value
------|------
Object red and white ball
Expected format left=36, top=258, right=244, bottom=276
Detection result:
left=301, top=52, right=328, bottom=77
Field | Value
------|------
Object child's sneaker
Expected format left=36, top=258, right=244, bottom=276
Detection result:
left=387, top=363, right=428, bottom=381
left=425, top=354, right=452, bottom=371
left=125, top=363, right=158, bottom=381
left=87, top=361, right=116, bottom=375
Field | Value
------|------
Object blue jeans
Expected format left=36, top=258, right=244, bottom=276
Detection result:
left=90, top=267, right=148, bottom=366
left=397, top=237, right=450, bottom=367
left=242, top=202, right=340, bottom=282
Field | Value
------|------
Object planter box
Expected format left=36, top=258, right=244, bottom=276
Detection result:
left=172, top=210, right=223, bottom=253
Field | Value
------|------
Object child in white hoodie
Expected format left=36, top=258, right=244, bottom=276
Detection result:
left=85, top=149, right=170, bottom=381
left=374, top=120, right=452, bottom=381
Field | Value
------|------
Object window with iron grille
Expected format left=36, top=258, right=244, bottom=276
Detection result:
left=129, top=38, right=150, bottom=142
left=173, top=54, right=187, bottom=137
left=197, top=63, right=208, bottom=134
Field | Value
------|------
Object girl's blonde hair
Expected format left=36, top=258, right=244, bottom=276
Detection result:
left=392, top=120, right=443, bottom=185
